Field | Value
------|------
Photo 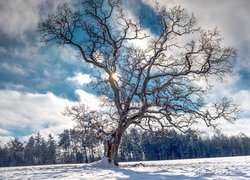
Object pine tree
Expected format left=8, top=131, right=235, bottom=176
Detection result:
left=24, top=136, right=35, bottom=165
left=58, top=130, right=71, bottom=163
left=0, top=143, right=9, bottom=167
left=34, top=132, right=47, bottom=164
left=46, top=134, right=57, bottom=164
left=8, top=138, right=24, bottom=166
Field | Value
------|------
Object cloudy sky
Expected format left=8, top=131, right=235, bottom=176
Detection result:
left=0, top=0, right=249, bottom=143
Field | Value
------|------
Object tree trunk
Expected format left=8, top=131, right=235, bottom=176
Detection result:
left=104, top=128, right=124, bottom=166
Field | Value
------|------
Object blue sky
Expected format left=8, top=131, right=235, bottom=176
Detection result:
left=0, top=0, right=250, bottom=143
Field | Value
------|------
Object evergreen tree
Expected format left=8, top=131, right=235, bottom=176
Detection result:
left=0, top=144, right=9, bottom=167
left=24, top=136, right=35, bottom=165
left=46, top=134, right=57, bottom=164
left=34, top=132, right=47, bottom=164
left=8, top=138, right=24, bottom=166
left=2, top=128, right=250, bottom=167
left=58, top=130, right=71, bottom=163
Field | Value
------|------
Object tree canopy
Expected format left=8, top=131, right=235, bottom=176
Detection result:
left=38, top=0, right=240, bottom=165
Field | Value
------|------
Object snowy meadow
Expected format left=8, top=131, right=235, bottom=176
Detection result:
left=0, top=156, right=250, bottom=179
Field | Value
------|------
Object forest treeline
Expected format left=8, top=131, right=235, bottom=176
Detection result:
left=1, top=129, right=250, bottom=167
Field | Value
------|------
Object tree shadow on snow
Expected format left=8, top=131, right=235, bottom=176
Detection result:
left=111, top=167, right=198, bottom=180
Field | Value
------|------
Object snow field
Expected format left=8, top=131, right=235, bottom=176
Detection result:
left=0, top=156, right=250, bottom=179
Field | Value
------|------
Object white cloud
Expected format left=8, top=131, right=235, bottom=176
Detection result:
left=144, top=0, right=250, bottom=44
left=143, top=0, right=250, bottom=72
left=0, top=0, right=41, bottom=38
left=0, top=128, right=11, bottom=136
left=0, top=0, right=72, bottom=38
left=218, top=118, right=250, bottom=137
left=202, top=81, right=250, bottom=136
left=0, top=89, right=103, bottom=142
left=11, top=43, right=42, bottom=61
left=0, top=90, right=75, bottom=140
left=231, top=90, right=250, bottom=116
left=1, top=83, right=26, bottom=91
left=56, top=46, right=81, bottom=64
left=75, top=89, right=101, bottom=110
left=0, top=62, right=28, bottom=76
left=208, top=75, right=250, bottom=115
left=194, top=117, right=250, bottom=137
left=67, top=72, right=91, bottom=86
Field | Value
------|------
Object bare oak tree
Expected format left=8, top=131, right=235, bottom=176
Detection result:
left=38, top=0, right=240, bottom=165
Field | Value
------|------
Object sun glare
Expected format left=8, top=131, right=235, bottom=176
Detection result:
left=111, top=73, right=119, bottom=81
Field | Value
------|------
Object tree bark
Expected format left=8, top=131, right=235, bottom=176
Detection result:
left=104, top=128, right=125, bottom=166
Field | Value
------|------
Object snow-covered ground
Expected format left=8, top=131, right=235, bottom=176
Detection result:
left=1, top=156, right=250, bottom=179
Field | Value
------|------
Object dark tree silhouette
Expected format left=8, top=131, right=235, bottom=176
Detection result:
left=7, top=138, right=24, bottom=166
left=1, top=129, right=250, bottom=167
left=34, top=132, right=47, bottom=165
left=38, top=0, right=240, bottom=165
left=46, top=134, right=57, bottom=164
left=24, top=136, right=35, bottom=165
